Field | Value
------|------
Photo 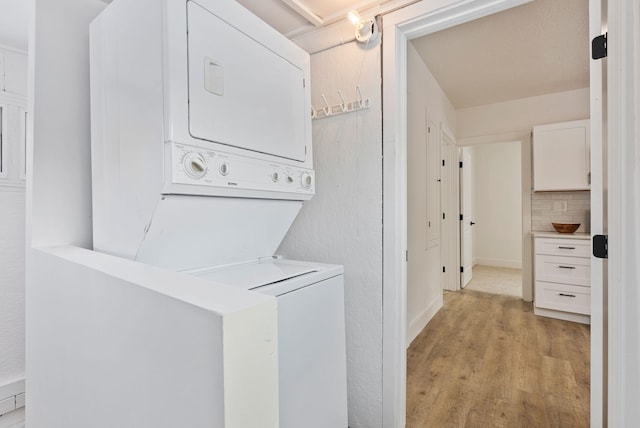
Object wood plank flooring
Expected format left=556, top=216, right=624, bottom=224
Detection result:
left=406, top=290, right=590, bottom=427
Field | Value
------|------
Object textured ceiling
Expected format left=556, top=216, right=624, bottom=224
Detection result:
left=0, top=0, right=28, bottom=50
left=410, top=0, right=590, bottom=109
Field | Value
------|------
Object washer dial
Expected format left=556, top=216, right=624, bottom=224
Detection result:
left=184, top=152, right=207, bottom=179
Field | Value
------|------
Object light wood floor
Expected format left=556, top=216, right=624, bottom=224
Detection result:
left=407, top=290, right=590, bottom=427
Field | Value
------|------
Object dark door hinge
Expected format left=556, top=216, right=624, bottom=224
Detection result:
left=459, top=161, right=463, bottom=168
left=442, top=266, right=446, bottom=273
left=442, top=159, right=445, bottom=166
left=460, top=266, right=464, bottom=273
left=592, top=33, right=607, bottom=60
left=460, top=214, right=463, bottom=221
left=593, top=235, right=608, bottom=258
left=442, top=212, right=446, bottom=220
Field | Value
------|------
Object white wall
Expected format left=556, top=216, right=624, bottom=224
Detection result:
left=470, top=142, right=522, bottom=268
left=277, top=39, right=383, bottom=428
left=0, top=46, right=27, bottom=412
left=457, top=87, right=590, bottom=140
left=0, top=190, right=25, bottom=387
left=28, top=0, right=103, bottom=249
left=405, top=42, right=457, bottom=344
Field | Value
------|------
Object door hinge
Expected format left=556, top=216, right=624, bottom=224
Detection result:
left=442, top=266, right=446, bottom=273
left=460, top=214, right=463, bottom=221
left=593, top=235, right=608, bottom=258
left=592, top=33, right=607, bottom=60
left=442, top=159, right=445, bottom=166
left=406, top=250, right=409, bottom=262
left=459, top=161, right=463, bottom=168
left=303, top=78, right=306, bottom=88
left=442, top=212, right=446, bottom=220
left=460, top=266, right=464, bottom=273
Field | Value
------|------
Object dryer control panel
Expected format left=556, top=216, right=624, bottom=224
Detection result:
left=168, top=142, right=315, bottom=197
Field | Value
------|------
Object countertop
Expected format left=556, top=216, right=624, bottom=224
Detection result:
left=530, top=231, right=591, bottom=240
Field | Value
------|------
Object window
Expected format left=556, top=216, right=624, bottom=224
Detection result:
left=0, top=105, right=6, bottom=179
left=19, top=109, right=26, bottom=179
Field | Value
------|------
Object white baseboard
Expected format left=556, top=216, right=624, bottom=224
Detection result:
left=475, top=258, right=522, bottom=269
left=0, top=379, right=24, bottom=402
left=534, top=306, right=590, bottom=325
left=406, top=294, right=444, bottom=347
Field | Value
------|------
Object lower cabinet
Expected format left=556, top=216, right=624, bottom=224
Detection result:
left=533, top=236, right=591, bottom=324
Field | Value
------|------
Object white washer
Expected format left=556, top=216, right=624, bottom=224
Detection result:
left=187, top=259, right=348, bottom=428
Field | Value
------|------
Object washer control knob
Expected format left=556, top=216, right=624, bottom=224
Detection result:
left=184, top=152, right=207, bottom=179
left=301, top=172, right=313, bottom=189
left=271, top=171, right=280, bottom=182
left=218, top=162, right=230, bottom=176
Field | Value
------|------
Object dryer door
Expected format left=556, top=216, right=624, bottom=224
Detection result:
left=186, top=1, right=307, bottom=162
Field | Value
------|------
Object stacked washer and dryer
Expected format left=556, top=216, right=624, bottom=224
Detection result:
left=90, top=0, right=347, bottom=426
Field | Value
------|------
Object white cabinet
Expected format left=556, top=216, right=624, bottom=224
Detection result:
left=532, top=119, right=590, bottom=191
left=533, top=235, right=591, bottom=324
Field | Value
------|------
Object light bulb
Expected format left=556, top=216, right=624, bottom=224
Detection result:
left=347, top=10, right=361, bottom=26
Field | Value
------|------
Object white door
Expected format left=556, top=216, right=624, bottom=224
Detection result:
left=441, top=128, right=459, bottom=291
left=460, top=147, right=473, bottom=288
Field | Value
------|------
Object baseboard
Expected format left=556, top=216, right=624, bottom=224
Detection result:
left=0, top=379, right=24, bottom=402
left=406, top=294, right=444, bottom=347
left=0, top=378, right=25, bottom=418
left=534, top=307, right=591, bottom=325
left=475, top=258, right=522, bottom=269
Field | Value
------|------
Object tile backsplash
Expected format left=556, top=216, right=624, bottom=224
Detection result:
left=531, top=191, right=590, bottom=233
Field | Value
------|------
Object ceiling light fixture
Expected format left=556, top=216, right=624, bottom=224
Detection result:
left=346, top=10, right=379, bottom=44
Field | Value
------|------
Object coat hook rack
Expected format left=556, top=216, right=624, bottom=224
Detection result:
left=311, top=85, right=371, bottom=120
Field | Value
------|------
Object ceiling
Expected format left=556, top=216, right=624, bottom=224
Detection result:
left=410, top=0, right=590, bottom=109
left=0, top=0, right=591, bottom=111
left=0, top=0, right=28, bottom=51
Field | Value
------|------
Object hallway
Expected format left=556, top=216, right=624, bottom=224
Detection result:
left=406, top=290, right=589, bottom=427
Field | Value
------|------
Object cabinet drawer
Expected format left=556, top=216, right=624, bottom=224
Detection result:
left=534, top=238, right=591, bottom=258
left=535, top=254, right=591, bottom=287
left=535, top=281, right=590, bottom=315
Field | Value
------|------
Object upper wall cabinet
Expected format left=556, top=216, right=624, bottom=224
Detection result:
left=532, top=119, right=590, bottom=191
left=1, top=49, right=28, bottom=97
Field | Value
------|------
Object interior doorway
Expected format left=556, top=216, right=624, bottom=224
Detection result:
left=382, top=0, right=598, bottom=426
left=459, top=141, right=523, bottom=298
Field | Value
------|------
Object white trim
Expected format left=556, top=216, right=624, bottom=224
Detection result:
left=19, top=108, right=26, bottom=180
left=533, top=307, right=591, bottom=325
left=280, top=0, right=323, bottom=27
left=0, top=379, right=25, bottom=402
left=606, top=0, right=640, bottom=425
left=474, top=258, right=522, bottom=269
left=381, top=1, right=533, bottom=425
left=588, top=0, right=605, bottom=424
left=0, top=104, right=7, bottom=179
left=406, top=294, right=443, bottom=346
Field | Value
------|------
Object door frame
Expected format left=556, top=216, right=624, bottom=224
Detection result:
left=381, top=0, right=534, bottom=425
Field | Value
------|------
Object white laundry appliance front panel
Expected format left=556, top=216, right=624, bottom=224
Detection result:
left=90, top=0, right=313, bottom=266
left=187, top=259, right=348, bottom=428
left=187, top=1, right=307, bottom=162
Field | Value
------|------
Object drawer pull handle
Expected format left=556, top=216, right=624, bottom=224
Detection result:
left=558, top=265, right=576, bottom=269
left=559, top=293, right=577, bottom=298
left=558, top=246, right=576, bottom=250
